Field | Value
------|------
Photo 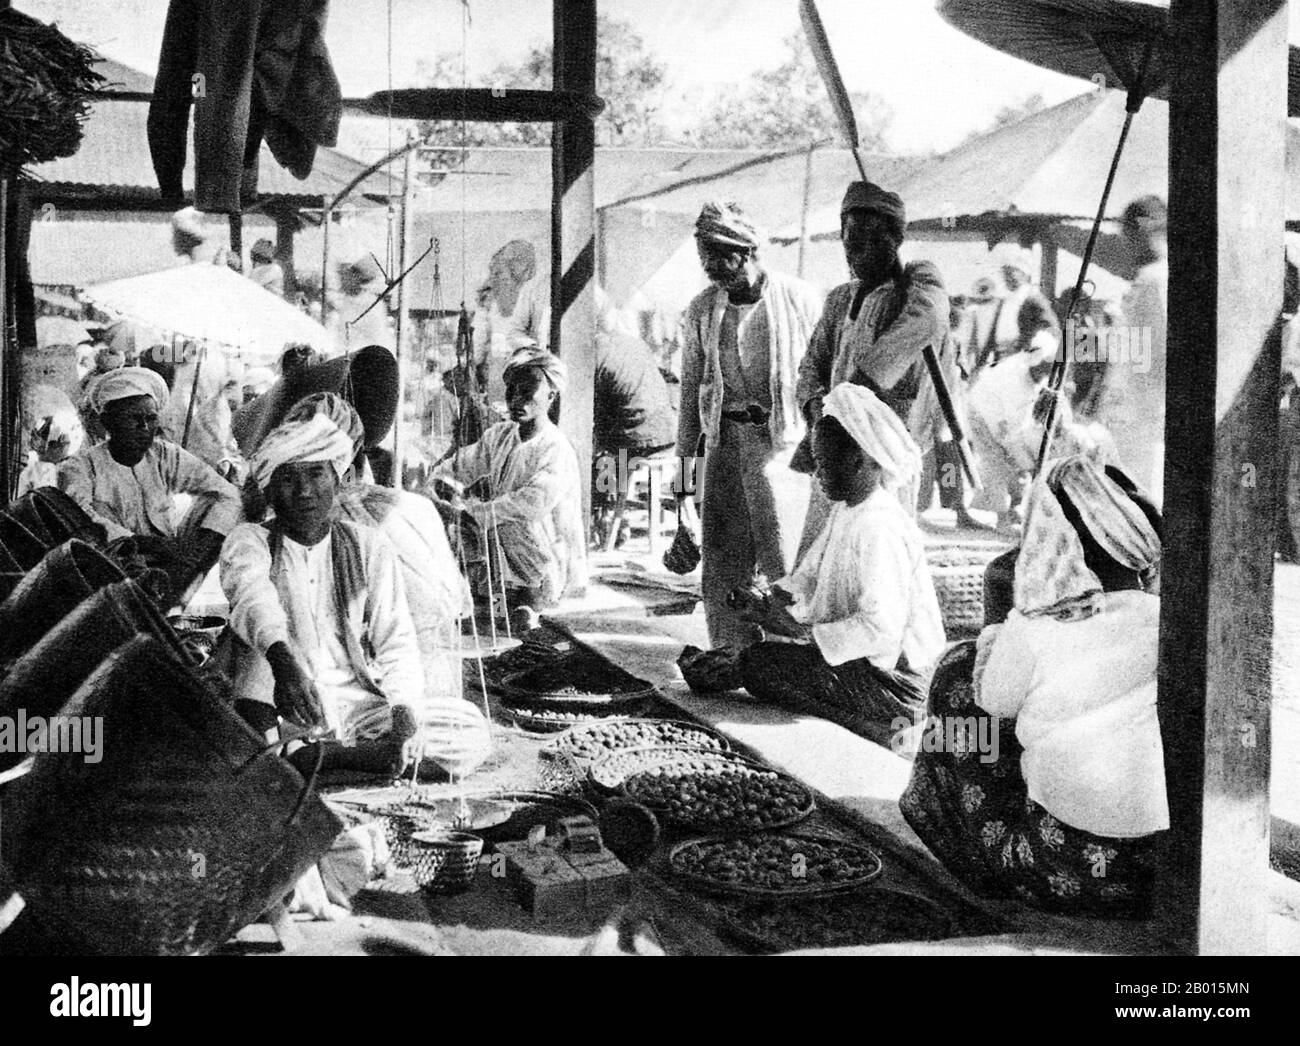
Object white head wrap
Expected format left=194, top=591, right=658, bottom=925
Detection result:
left=250, top=414, right=357, bottom=491
left=821, top=383, right=923, bottom=514
left=89, top=366, right=170, bottom=415
left=503, top=347, right=567, bottom=396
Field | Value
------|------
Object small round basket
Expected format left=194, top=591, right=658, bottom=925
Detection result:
left=410, top=829, right=484, bottom=895
left=925, top=542, right=1010, bottom=638
left=380, top=810, right=429, bottom=869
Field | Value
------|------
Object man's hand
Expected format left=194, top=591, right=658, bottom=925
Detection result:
left=266, top=642, right=328, bottom=730
left=803, top=395, right=824, bottom=429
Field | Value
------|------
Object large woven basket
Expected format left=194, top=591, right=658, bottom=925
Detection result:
left=1, top=636, right=341, bottom=955
left=925, top=542, right=1011, bottom=638
left=0, top=539, right=126, bottom=660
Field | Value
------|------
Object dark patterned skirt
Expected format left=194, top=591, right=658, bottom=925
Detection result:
left=739, top=641, right=925, bottom=750
left=899, top=641, right=1161, bottom=919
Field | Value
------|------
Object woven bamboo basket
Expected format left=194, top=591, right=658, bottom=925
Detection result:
left=2, top=635, right=341, bottom=955
left=925, top=542, right=1011, bottom=638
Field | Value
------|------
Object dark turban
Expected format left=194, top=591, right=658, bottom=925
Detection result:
left=694, top=201, right=762, bottom=252
left=841, top=181, right=907, bottom=242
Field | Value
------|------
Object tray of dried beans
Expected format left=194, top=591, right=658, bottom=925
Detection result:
left=542, top=716, right=731, bottom=767
left=498, top=655, right=656, bottom=711
left=666, top=831, right=881, bottom=899
left=586, top=744, right=744, bottom=798
left=500, top=702, right=649, bottom=735
left=621, top=758, right=814, bottom=833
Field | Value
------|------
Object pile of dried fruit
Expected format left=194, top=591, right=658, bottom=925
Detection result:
left=670, top=833, right=878, bottom=892
left=589, top=746, right=738, bottom=792
left=624, top=766, right=812, bottom=830
left=548, top=718, right=727, bottom=764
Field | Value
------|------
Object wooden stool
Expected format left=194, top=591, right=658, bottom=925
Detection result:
left=603, top=450, right=680, bottom=557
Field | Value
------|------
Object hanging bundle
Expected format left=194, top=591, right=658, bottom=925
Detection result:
left=0, top=10, right=104, bottom=177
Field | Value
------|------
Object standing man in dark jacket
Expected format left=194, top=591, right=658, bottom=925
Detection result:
left=795, top=181, right=952, bottom=546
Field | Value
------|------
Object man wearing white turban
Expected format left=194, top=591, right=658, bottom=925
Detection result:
left=434, top=347, right=586, bottom=612
left=57, top=365, right=241, bottom=604
left=219, top=412, right=423, bottom=773
left=731, top=383, right=946, bottom=746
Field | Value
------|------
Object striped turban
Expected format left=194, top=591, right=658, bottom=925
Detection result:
left=504, top=346, right=567, bottom=395
left=250, top=414, right=357, bottom=491
left=694, top=201, right=762, bottom=252
left=284, top=392, right=366, bottom=457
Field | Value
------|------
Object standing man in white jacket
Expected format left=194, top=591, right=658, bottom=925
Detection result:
left=676, top=201, right=823, bottom=648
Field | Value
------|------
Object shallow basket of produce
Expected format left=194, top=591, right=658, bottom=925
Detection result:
left=542, top=716, right=731, bottom=767
left=501, top=702, right=649, bottom=734
left=498, top=658, right=657, bottom=709
left=586, top=744, right=746, bottom=799
left=620, top=759, right=814, bottom=833
left=720, top=888, right=956, bottom=954
left=666, top=831, right=883, bottom=899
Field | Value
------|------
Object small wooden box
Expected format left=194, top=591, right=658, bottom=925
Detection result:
left=498, top=840, right=632, bottom=920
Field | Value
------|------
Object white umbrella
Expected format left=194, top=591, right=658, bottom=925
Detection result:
left=80, top=263, right=338, bottom=365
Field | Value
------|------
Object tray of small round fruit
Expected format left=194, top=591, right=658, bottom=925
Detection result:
left=541, top=716, right=732, bottom=768
left=666, top=831, right=883, bottom=899
left=620, top=759, right=815, bottom=833
left=585, top=744, right=745, bottom=798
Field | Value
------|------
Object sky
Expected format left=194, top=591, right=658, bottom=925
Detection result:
left=17, top=0, right=1300, bottom=155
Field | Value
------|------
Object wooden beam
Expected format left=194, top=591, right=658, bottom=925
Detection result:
left=1157, top=0, right=1285, bottom=955
left=349, top=88, right=603, bottom=124
left=552, top=0, right=599, bottom=545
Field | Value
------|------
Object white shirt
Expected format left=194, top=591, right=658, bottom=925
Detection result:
left=781, top=488, right=946, bottom=671
left=443, top=419, right=587, bottom=599
left=221, top=520, right=424, bottom=743
left=976, top=590, right=1168, bottom=838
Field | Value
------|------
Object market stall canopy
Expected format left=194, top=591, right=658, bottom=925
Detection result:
left=80, top=264, right=336, bottom=364
left=936, top=0, right=1300, bottom=116
left=788, top=91, right=1300, bottom=242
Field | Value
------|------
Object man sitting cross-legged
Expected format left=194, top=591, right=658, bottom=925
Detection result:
left=220, top=412, right=422, bottom=774
left=57, top=365, right=241, bottom=605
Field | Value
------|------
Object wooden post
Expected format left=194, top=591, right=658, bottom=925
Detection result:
left=393, top=128, right=417, bottom=488
left=1038, top=225, right=1059, bottom=301
left=797, top=140, right=818, bottom=279
left=1157, top=0, right=1285, bottom=955
left=552, top=0, right=598, bottom=538
left=274, top=207, right=297, bottom=300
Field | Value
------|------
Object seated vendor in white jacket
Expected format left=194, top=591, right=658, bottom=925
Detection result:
left=735, top=383, right=946, bottom=746
left=220, top=412, right=421, bottom=773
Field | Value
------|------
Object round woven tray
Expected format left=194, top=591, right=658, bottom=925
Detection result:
left=502, top=701, right=649, bottom=734
left=721, top=888, right=955, bottom=954
left=666, top=831, right=883, bottom=899
left=621, top=758, right=814, bottom=834
left=542, top=716, right=731, bottom=768
left=587, top=744, right=746, bottom=798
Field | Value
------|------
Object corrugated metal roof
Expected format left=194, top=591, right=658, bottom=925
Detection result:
left=27, top=59, right=398, bottom=205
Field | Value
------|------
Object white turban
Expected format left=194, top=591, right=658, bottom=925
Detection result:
left=504, top=346, right=567, bottom=395
left=821, top=383, right=923, bottom=514
left=990, top=241, right=1035, bottom=280
left=89, top=366, right=170, bottom=415
left=250, top=414, right=357, bottom=491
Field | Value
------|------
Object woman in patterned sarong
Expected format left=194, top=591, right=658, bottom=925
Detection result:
left=900, top=456, right=1165, bottom=918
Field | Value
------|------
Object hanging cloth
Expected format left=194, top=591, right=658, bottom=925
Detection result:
left=148, top=0, right=342, bottom=214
